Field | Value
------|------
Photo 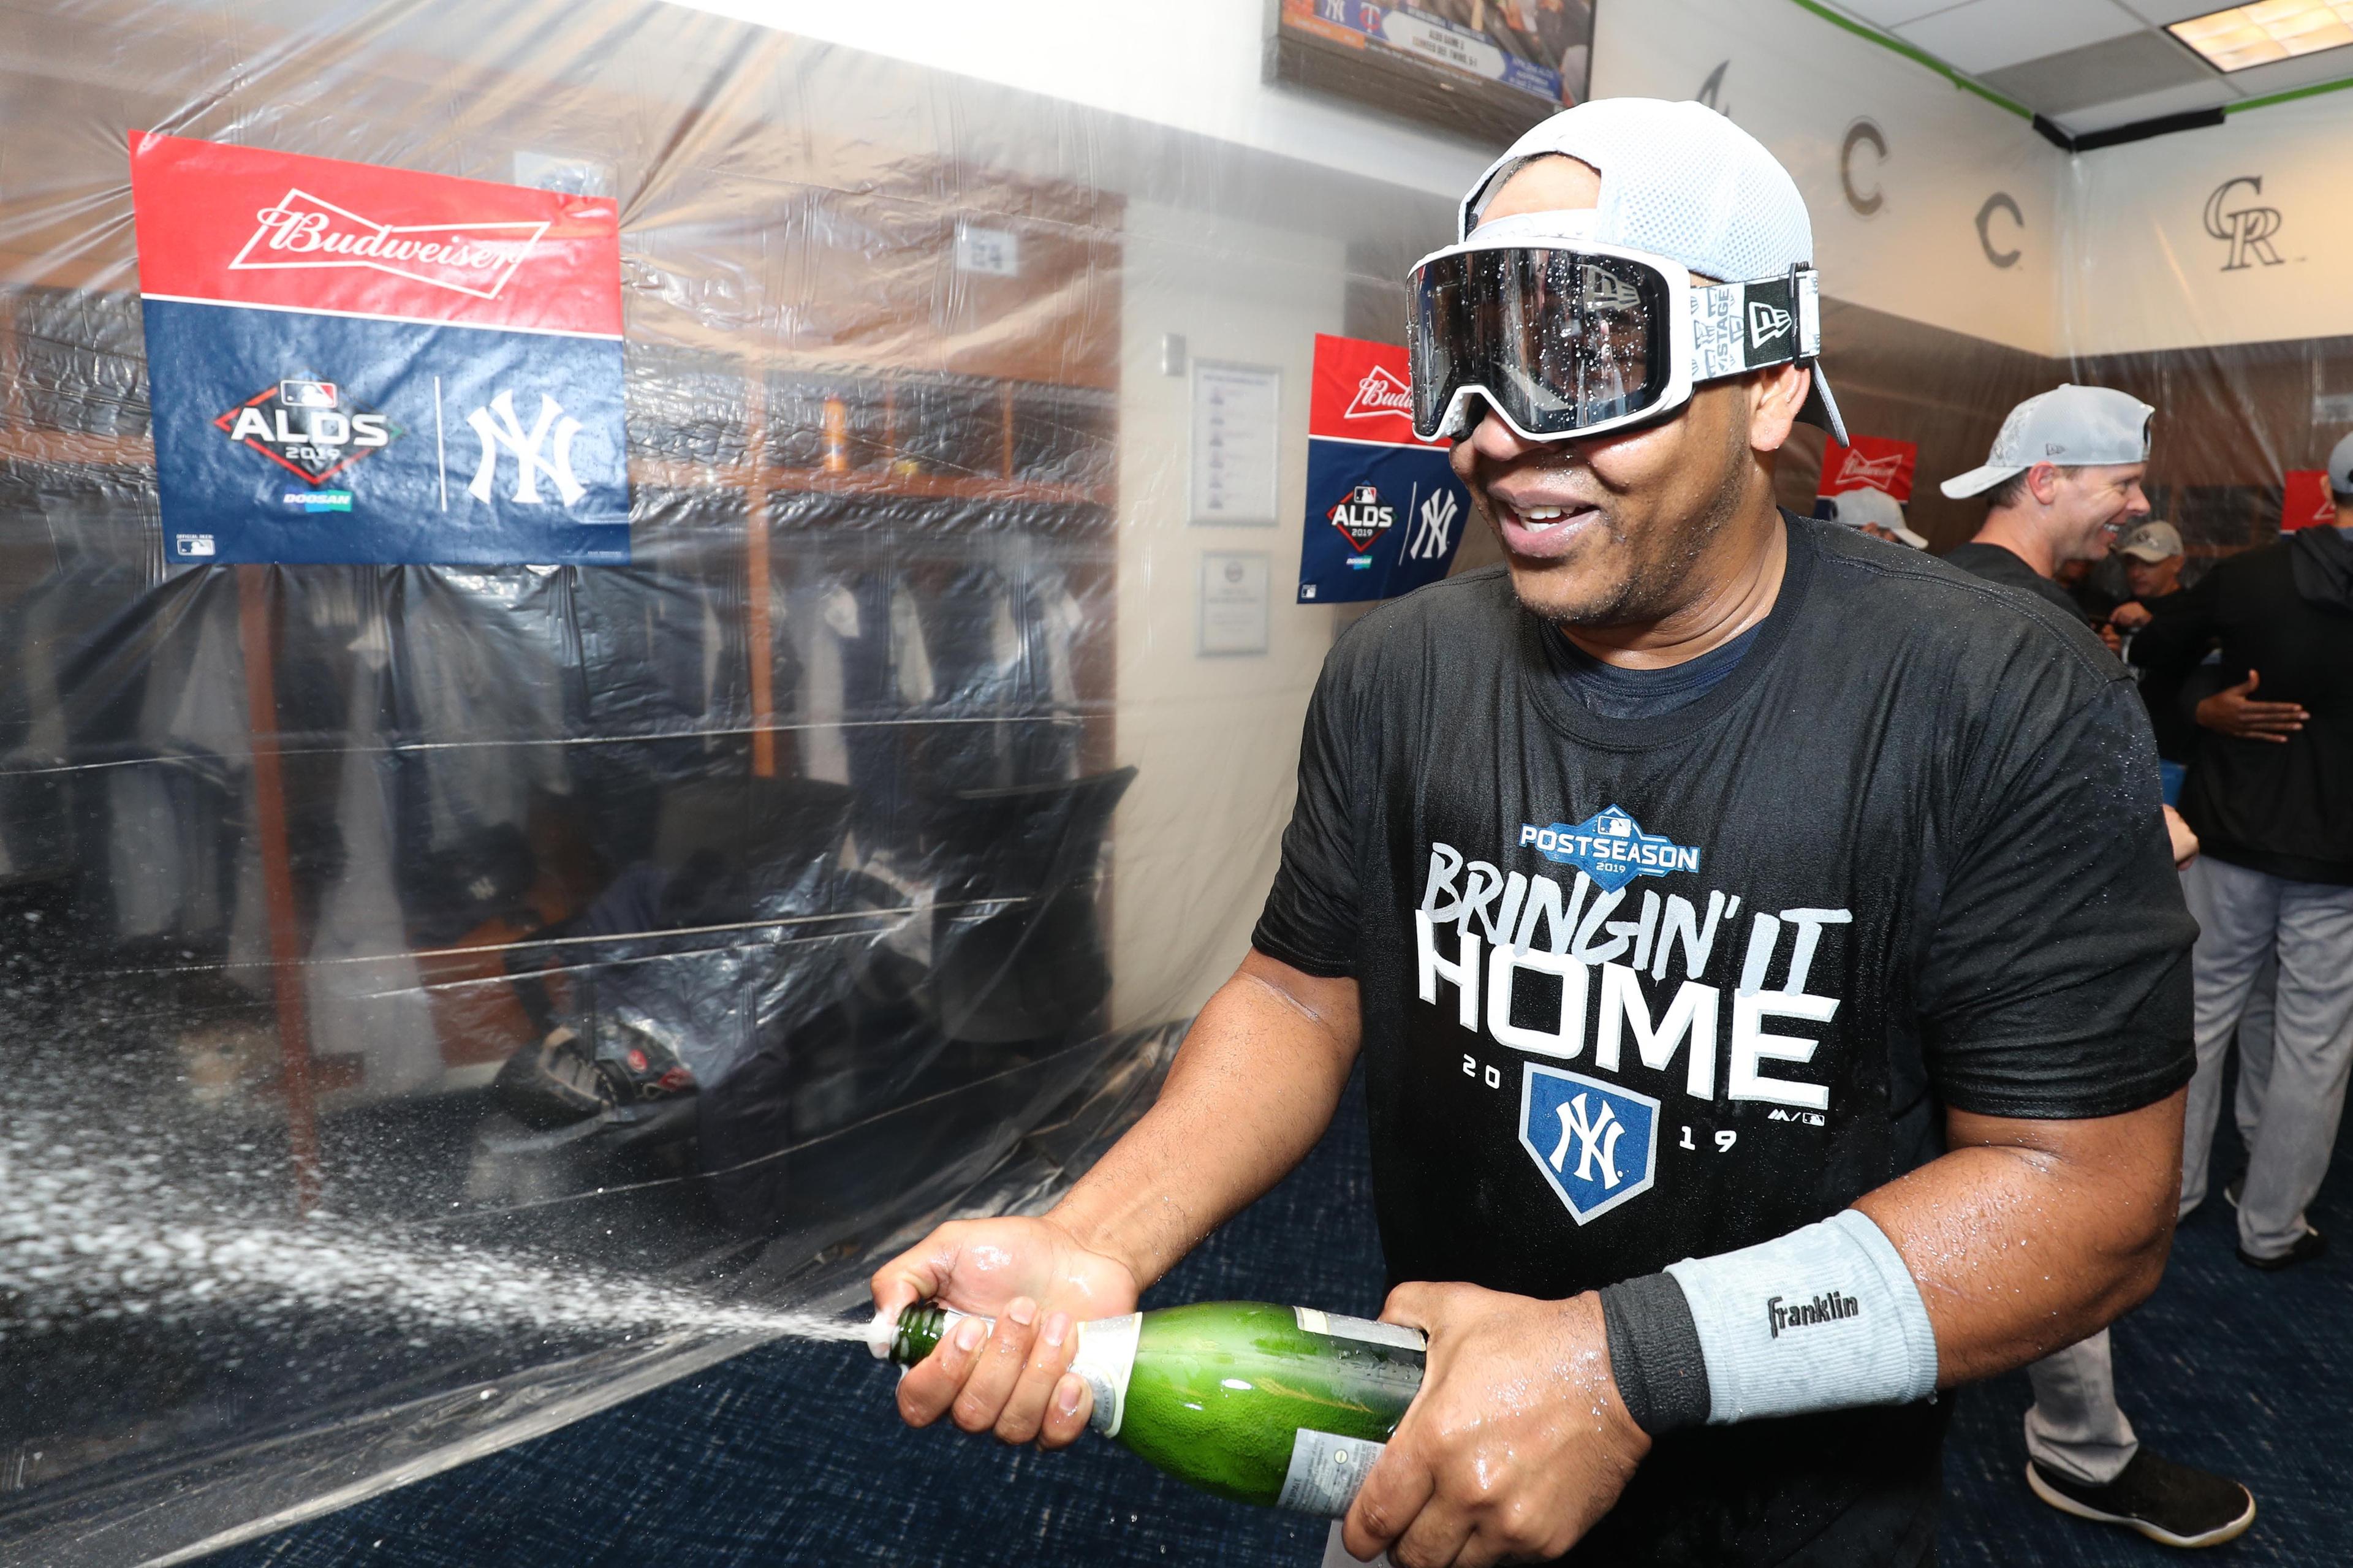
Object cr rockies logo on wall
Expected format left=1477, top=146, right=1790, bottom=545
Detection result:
left=130, top=131, right=629, bottom=565
left=2205, top=176, right=2285, bottom=273
left=1297, top=333, right=1469, bottom=604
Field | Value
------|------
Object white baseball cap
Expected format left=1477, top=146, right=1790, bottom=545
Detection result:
left=1827, top=486, right=1926, bottom=548
left=2329, top=431, right=2353, bottom=498
left=1941, top=384, right=2154, bottom=499
left=1459, top=98, right=1846, bottom=445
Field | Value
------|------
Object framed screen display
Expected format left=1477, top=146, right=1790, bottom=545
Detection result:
left=1267, top=0, right=1594, bottom=145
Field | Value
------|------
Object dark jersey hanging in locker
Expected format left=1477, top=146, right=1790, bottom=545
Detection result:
left=1253, top=516, right=2197, bottom=1566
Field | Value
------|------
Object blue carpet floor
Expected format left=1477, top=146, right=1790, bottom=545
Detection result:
left=216, top=1061, right=2348, bottom=1567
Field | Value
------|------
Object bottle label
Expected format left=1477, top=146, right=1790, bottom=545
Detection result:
left=1277, top=1427, right=1385, bottom=1516
left=1295, top=1306, right=1427, bottom=1354
left=1070, top=1312, right=1142, bottom=1439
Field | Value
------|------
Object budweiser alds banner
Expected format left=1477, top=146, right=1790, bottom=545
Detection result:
left=130, top=132, right=627, bottom=564
left=1297, top=333, right=1468, bottom=604
left=2282, top=471, right=2338, bottom=533
left=1814, top=433, right=1917, bottom=504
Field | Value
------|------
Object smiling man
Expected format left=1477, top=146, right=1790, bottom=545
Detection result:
left=1939, top=385, right=2156, bottom=621
left=872, top=99, right=2198, bottom=1568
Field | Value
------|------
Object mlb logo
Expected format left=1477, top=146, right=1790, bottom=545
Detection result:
left=175, top=534, right=216, bottom=558
left=279, top=379, right=338, bottom=409
left=1517, top=1064, right=1659, bottom=1224
left=1601, top=815, right=1632, bottom=839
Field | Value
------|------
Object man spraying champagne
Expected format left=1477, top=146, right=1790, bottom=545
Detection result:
left=875, top=99, right=2201, bottom=1567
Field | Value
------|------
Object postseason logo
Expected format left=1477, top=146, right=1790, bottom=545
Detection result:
left=1520, top=805, right=1699, bottom=893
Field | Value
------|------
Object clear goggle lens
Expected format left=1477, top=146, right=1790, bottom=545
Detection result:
left=1409, top=249, right=1671, bottom=441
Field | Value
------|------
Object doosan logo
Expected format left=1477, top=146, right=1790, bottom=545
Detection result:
left=1343, top=366, right=1415, bottom=422
left=231, top=188, right=549, bottom=300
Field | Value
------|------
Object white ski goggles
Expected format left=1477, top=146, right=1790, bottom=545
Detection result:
left=1407, top=220, right=1835, bottom=445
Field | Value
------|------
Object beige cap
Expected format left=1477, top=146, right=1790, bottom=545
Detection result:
left=2116, top=520, right=2183, bottom=562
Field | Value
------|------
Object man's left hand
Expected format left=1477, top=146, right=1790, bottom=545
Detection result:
left=1342, top=1285, right=1650, bottom=1568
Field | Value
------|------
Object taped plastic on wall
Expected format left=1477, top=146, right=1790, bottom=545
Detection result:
left=0, top=1, right=1464, bottom=1561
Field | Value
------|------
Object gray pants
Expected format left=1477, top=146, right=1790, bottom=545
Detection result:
left=2026, top=1330, right=2137, bottom=1485
left=2180, top=856, right=2353, bottom=1258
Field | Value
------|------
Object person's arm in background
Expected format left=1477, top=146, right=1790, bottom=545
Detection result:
left=872, top=951, right=1358, bottom=1447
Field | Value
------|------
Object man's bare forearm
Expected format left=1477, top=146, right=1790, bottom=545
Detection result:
left=1854, top=1089, right=2184, bottom=1386
left=1048, top=950, right=1362, bottom=1291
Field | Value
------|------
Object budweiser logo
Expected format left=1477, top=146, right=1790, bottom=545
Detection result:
left=1835, top=447, right=1906, bottom=490
left=230, top=189, right=548, bottom=300
left=1343, top=366, right=1415, bottom=422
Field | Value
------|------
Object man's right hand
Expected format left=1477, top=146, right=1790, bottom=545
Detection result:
left=2196, top=668, right=2308, bottom=743
left=871, top=1216, right=1140, bottom=1449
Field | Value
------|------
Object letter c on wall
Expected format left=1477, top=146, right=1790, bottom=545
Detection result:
left=1840, top=119, right=1885, bottom=218
left=1976, top=192, right=2023, bottom=269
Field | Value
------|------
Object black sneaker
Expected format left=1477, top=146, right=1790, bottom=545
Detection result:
left=2238, top=1224, right=2325, bottom=1271
left=2028, top=1453, right=2256, bottom=1548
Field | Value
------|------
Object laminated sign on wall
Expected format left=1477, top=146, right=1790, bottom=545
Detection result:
left=1297, top=333, right=1467, bottom=604
left=129, top=132, right=629, bottom=564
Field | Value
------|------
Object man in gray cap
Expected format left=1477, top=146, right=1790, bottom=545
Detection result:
left=879, top=99, right=2208, bottom=1566
left=2135, top=430, right=2353, bottom=1278
left=1939, top=384, right=2157, bottom=620
left=1939, top=389, right=2253, bottom=1552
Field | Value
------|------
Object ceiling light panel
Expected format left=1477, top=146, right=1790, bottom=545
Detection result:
left=2169, top=1, right=2353, bottom=72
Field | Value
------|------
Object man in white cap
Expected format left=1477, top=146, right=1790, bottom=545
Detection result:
left=1825, top=485, right=1925, bottom=548
left=2135, top=430, right=2353, bottom=1279
left=876, top=99, right=2210, bottom=1566
left=1939, top=391, right=2253, bottom=1551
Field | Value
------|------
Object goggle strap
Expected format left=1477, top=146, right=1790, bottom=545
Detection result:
left=1688, top=267, right=1823, bottom=383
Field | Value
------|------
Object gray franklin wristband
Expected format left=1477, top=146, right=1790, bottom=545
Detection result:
left=1597, top=1272, right=1711, bottom=1436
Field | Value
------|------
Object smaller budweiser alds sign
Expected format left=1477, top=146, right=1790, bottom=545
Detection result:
left=2282, top=471, right=2339, bottom=533
left=1815, top=434, right=1917, bottom=504
left=1299, top=334, right=1468, bottom=604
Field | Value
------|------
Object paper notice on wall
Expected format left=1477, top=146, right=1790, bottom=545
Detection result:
left=1191, top=360, right=1281, bottom=525
left=130, top=131, right=629, bottom=565
left=1199, top=551, right=1271, bottom=656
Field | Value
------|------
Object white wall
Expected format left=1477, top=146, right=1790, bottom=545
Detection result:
left=673, top=0, right=1498, bottom=203
left=1593, top=0, right=2063, bottom=355
left=2061, top=92, right=2353, bottom=357
left=1106, top=200, right=1352, bottom=1026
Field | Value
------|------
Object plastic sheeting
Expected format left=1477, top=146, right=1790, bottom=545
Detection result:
left=0, top=3, right=1466, bottom=1562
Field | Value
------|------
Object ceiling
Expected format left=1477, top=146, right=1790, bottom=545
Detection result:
left=1816, top=0, right=2353, bottom=134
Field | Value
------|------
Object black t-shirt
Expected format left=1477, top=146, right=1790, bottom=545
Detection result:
left=2132, top=537, right=2353, bottom=882
left=1940, top=541, right=2086, bottom=623
left=1253, top=515, right=2195, bottom=1567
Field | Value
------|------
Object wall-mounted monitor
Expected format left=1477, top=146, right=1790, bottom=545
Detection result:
left=1267, top=0, right=1594, bottom=146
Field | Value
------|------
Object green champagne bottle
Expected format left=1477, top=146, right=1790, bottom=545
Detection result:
left=875, top=1300, right=1424, bottom=1514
